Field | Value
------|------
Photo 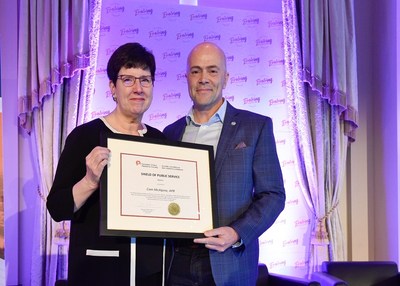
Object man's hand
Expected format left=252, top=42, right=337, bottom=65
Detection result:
left=193, top=226, right=240, bottom=252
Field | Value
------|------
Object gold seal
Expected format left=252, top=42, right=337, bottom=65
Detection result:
left=168, top=202, right=180, bottom=216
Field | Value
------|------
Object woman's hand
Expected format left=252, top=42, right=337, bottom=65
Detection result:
left=84, top=146, right=111, bottom=189
left=73, top=146, right=110, bottom=211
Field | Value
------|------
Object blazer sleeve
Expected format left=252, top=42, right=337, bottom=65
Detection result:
left=46, top=127, right=93, bottom=222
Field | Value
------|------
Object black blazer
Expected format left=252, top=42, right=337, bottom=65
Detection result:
left=47, top=119, right=164, bottom=286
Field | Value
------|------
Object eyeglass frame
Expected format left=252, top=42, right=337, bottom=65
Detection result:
left=116, top=74, right=154, bottom=88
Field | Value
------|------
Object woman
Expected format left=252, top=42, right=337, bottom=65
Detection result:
left=47, top=43, right=164, bottom=286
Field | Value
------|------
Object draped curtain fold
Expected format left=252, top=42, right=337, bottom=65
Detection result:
left=17, top=0, right=102, bottom=285
left=300, top=0, right=358, bottom=141
left=282, top=0, right=358, bottom=275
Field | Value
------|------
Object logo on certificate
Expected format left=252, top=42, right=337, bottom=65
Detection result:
left=168, top=202, right=180, bottom=216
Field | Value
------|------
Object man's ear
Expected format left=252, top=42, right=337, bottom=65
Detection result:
left=223, top=72, right=230, bottom=89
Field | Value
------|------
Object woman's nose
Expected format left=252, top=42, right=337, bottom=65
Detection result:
left=132, top=79, right=144, bottom=91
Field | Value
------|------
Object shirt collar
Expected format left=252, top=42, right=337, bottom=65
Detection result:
left=186, top=99, right=227, bottom=126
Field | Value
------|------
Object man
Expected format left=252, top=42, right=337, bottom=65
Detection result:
left=163, top=42, right=285, bottom=286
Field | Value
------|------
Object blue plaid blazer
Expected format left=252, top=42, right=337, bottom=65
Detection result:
left=163, top=102, right=285, bottom=286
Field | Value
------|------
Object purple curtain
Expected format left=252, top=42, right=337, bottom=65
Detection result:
left=300, top=0, right=358, bottom=141
left=282, top=0, right=358, bottom=275
left=17, top=0, right=102, bottom=285
left=17, top=0, right=100, bottom=132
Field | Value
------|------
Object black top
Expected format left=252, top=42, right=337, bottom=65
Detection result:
left=47, top=118, right=165, bottom=286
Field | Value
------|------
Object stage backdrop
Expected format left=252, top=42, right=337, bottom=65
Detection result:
left=91, top=0, right=312, bottom=277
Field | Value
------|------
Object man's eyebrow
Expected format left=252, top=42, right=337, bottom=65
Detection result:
left=190, top=65, right=220, bottom=70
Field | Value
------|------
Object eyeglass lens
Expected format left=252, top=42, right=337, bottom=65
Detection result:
left=118, top=75, right=152, bottom=87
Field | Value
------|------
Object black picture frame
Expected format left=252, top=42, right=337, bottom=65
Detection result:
left=99, top=132, right=218, bottom=238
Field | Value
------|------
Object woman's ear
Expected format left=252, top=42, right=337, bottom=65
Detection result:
left=109, top=80, right=117, bottom=101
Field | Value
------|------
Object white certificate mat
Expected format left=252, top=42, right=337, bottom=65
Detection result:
left=100, top=132, right=218, bottom=238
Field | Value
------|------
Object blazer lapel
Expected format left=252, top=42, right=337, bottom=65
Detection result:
left=170, top=117, right=187, bottom=141
left=214, top=102, right=240, bottom=178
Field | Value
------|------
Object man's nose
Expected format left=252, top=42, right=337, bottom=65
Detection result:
left=198, top=72, right=210, bottom=84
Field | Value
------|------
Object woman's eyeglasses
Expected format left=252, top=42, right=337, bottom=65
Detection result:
left=117, top=75, right=153, bottom=88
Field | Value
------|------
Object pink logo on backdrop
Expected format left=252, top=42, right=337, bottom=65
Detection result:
left=91, top=110, right=110, bottom=119
left=96, top=66, right=107, bottom=76
left=148, top=112, right=167, bottom=121
left=282, top=159, right=294, bottom=167
left=275, top=139, right=286, bottom=145
left=176, top=72, right=187, bottom=82
left=243, top=16, right=260, bottom=26
left=100, top=25, right=111, bottom=36
left=275, top=218, right=287, bottom=225
left=134, top=8, right=153, bottom=17
left=230, top=35, right=247, bottom=45
left=105, top=5, right=125, bottom=16
left=162, top=10, right=181, bottom=19
left=260, top=239, right=274, bottom=246
left=230, top=75, right=247, bottom=85
left=149, top=28, right=167, bottom=40
left=295, top=219, right=311, bottom=228
left=281, top=119, right=290, bottom=127
left=283, top=239, right=299, bottom=247
left=286, top=198, right=299, bottom=206
left=269, top=261, right=286, bottom=269
left=256, top=37, right=273, bottom=48
left=162, top=91, right=181, bottom=102
left=226, top=55, right=235, bottom=63
left=203, top=33, right=221, bottom=42
left=268, top=59, right=285, bottom=66
left=176, top=31, right=194, bottom=42
left=162, top=50, right=181, bottom=62
left=243, top=56, right=260, bottom=66
left=243, top=97, right=261, bottom=105
left=268, top=19, right=283, bottom=28
left=295, top=260, right=310, bottom=269
left=155, top=70, right=167, bottom=82
left=120, top=26, right=139, bottom=37
left=190, top=12, right=208, bottom=22
left=216, top=14, right=234, bottom=25
left=269, top=98, right=286, bottom=106
left=256, top=77, right=273, bottom=87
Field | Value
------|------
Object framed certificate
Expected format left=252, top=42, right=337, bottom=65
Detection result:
left=99, top=132, right=218, bottom=238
